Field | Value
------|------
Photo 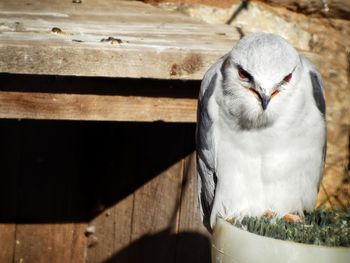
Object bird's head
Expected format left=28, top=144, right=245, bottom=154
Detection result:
left=220, top=33, right=302, bottom=129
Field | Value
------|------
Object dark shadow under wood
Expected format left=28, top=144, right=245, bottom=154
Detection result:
left=0, top=73, right=200, bottom=98
left=0, top=119, right=196, bottom=223
left=103, top=229, right=211, bottom=263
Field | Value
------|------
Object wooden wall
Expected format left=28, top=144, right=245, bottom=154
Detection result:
left=0, top=80, right=210, bottom=263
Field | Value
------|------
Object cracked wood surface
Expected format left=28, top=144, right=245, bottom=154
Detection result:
left=0, top=0, right=240, bottom=80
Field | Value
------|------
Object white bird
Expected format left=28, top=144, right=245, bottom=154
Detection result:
left=196, top=33, right=326, bottom=231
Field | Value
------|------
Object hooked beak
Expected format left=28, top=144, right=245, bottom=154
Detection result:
left=248, top=88, right=270, bottom=110
left=259, top=93, right=270, bottom=110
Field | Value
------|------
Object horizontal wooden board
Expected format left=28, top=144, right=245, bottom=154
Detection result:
left=0, top=0, right=321, bottom=80
left=0, top=0, right=324, bottom=122
left=0, top=0, right=239, bottom=80
left=0, top=91, right=197, bottom=122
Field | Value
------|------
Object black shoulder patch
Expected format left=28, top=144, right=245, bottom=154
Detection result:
left=309, top=71, right=326, bottom=116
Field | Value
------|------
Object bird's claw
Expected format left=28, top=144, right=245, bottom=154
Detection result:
left=263, top=209, right=275, bottom=218
left=283, top=213, right=302, bottom=223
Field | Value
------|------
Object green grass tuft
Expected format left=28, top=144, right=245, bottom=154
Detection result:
left=232, top=209, right=350, bottom=247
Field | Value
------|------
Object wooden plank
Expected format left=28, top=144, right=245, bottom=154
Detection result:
left=126, top=161, right=183, bottom=263
left=0, top=224, right=16, bottom=263
left=0, top=0, right=324, bottom=80
left=0, top=38, right=227, bottom=80
left=86, top=195, right=134, bottom=263
left=0, top=91, right=197, bottom=122
left=12, top=121, right=87, bottom=263
left=177, top=152, right=206, bottom=232
left=0, top=0, right=207, bottom=19
left=92, top=122, right=194, bottom=263
left=0, top=120, right=22, bottom=263
left=132, top=163, right=183, bottom=237
left=14, top=223, right=86, bottom=263
left=84, top=122, right=137, bottom=263
left=0, top=0, right=239, bottom=79
left=176, top=152, right=211, bottom=263
left=107, top=123, right=188, bottom=263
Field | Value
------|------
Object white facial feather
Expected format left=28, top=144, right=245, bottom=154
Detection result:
left=220, top=33, right=303, bottom=129
left=232, top=33, right=299, bottom=85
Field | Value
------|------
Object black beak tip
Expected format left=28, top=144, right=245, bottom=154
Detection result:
left=260, top=95, right=270, bottom=110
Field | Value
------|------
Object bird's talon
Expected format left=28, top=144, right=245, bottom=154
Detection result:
left=226, top=217, right=236, bottom=224
left=283, top=213, right=302, bottom=223
left=263, top=209, right=275, bottom=218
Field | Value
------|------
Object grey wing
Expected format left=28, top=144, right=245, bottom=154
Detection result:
left=310, top=70, right=326, bottom=191
left=301, top=56, right=326, bottom=116
left=302, top=56, right=327, bottom=190
left=309, top=70, right=326, bottom=116
left=196, top=70, right=218, bottom=231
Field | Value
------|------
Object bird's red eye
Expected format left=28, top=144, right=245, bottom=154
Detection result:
left=284, top=73, right=292, bottom=82
left=238, top=68, right=249, bottom=79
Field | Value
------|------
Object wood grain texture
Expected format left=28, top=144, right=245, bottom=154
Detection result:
left=0, top=120, right=201, bottom=263
left=83, top=122, right=197, bottom=263
left=132, top=162, right=183, bottom=236
left=14, top=223, right=86, bottom=263
left=0, top=224, right=16, bottom=263
left=175, top=152, right=211, bottom=263
left=0, top=0, right=323, bottom=80
left=0, top=91, right=197, bottom=122
left=0, top=0, right=239, bottom=80
left=87, top=195, right=134, bottom=263
left=10, top=121, right=88, bottom=263
left=177, top=153, right=204, bottom=232
left=129, top=161, right=184, bottom=263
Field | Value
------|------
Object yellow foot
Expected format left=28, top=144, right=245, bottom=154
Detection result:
left=263, top=209, right=275, bottom=218
left=226, top=217, right=236, bottom=224
left=283, top=213, right=302, bottom=223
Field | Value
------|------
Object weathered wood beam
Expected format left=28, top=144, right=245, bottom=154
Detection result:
left=0, top=0, right=239, bottom=80
left=0, top=91, right=197, bottom=122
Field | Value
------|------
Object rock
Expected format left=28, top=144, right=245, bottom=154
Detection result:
left=158, top=1, right=312, bottom=51
left=261, top=0, right=350, bottom=20
left=146, top=0, right=350, bottom=19
left=145, top=0, right=241, bottom=8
